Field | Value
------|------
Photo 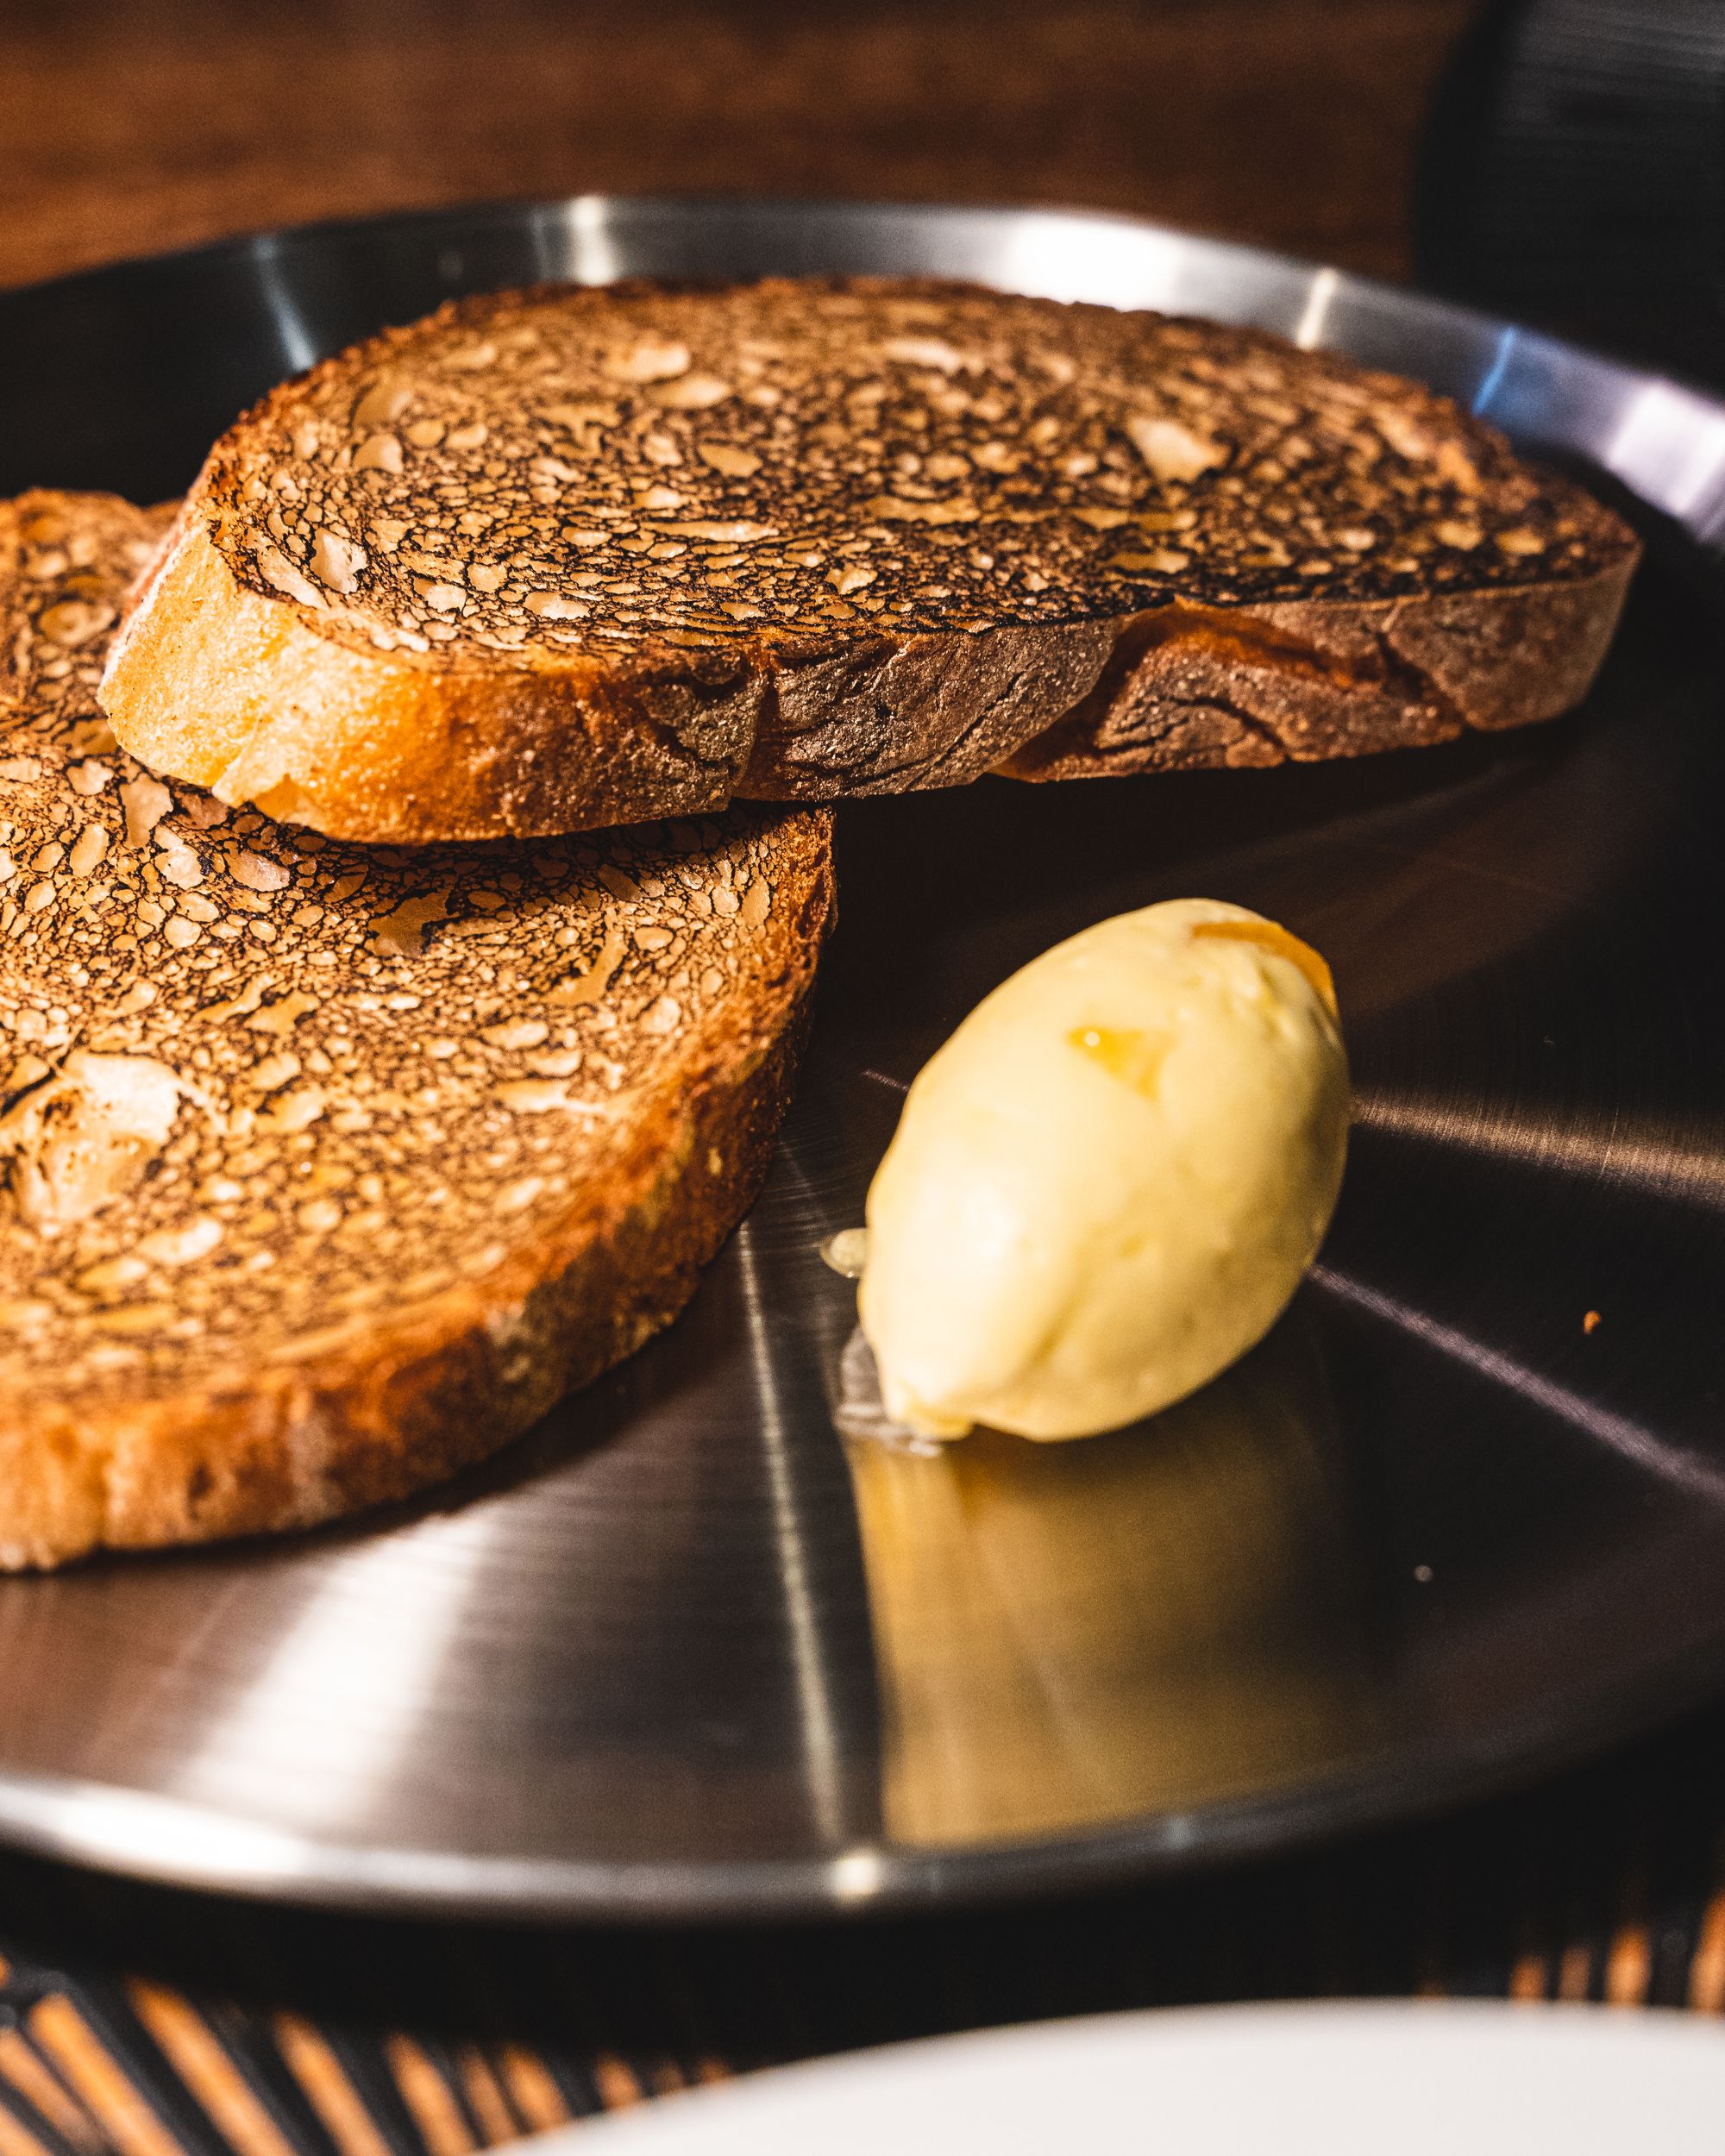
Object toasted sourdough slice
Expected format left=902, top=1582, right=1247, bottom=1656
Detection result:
left=98, top=278, right=1640, bottom=843
left=0, top=491, right=833, bottom=1570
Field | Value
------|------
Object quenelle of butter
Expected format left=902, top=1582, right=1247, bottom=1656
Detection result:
left=857, top=899, right=1349, bottom=1441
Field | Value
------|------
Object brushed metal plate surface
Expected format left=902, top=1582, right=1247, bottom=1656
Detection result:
left=2, top=197, right=1724, bottom=1921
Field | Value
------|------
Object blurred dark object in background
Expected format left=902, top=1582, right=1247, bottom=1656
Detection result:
left=1418, top=0, right=1725, bottom=383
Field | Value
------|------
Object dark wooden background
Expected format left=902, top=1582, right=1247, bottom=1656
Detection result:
left=1, top=0, right=1477, bottom=293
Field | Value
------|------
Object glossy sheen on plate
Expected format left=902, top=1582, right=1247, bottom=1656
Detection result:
left=0, top=197, right=1723, bottom=1919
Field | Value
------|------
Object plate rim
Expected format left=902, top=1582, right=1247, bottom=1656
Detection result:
left=5, top=191, right=1725, bottom=1924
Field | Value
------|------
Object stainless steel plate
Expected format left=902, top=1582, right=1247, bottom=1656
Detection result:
left=3, top=197, right=1725, bottom=1922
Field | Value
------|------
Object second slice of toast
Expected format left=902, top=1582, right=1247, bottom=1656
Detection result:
left=1, top=491, right=832, bottom=1569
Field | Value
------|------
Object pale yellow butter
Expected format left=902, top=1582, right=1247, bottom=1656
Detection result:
left=857, top=899, right=1349, bottom=1440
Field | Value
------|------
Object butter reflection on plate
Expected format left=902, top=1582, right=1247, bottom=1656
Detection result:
left=839, top=1318, right=1379, bottom=1849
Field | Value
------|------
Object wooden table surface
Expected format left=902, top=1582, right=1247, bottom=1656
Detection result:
left=1, top=0, right=1475, bottom=294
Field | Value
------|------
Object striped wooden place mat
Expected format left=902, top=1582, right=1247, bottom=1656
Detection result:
left=0, top=1700, right=1719, bottom=2155
left=0, top=1952, right=696, bottom=2156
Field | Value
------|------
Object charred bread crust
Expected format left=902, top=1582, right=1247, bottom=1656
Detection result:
left=99, top=279, right=1640, bottom=840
